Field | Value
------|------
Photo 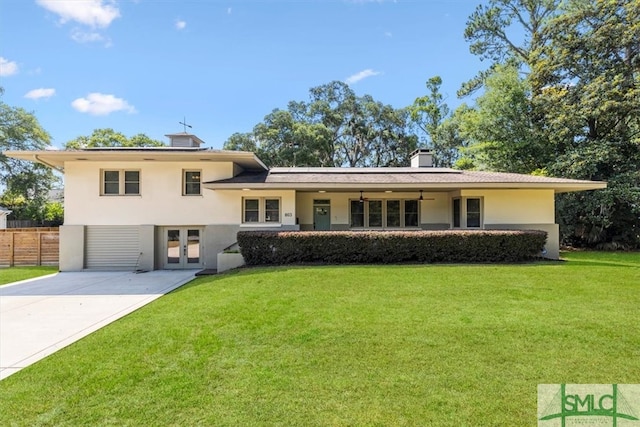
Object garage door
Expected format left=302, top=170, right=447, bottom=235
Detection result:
left=85, top=226, right=140, bottom=270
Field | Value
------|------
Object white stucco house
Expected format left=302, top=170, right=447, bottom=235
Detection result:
left=4, top=133, right=606, bottom=271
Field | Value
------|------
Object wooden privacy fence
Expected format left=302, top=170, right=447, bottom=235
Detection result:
left=0, top=228, right=59, bottom=267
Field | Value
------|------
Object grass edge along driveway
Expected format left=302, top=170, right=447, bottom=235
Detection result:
left=0, top=252, right=638, bottom=426
left=0, top=266, right=58, bottom=286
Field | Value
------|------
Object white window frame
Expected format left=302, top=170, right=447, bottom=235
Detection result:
left=452, top=197, right=483, bottom=228
left=242, top=197, right=281, bottom=224
left=349, top=199, right=421, bottom=229
left=101, top=169, right=140, bottom=196
left=183, top=170, right=202, bottom=196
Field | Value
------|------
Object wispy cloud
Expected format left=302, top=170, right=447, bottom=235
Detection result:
left=25, top=88, right=56, bottom=100
left=227, top=7, right=232, bottom=15
left=37, top=0, right=119, bottom=45
left=384, top=31, right=392, bottom=38
left=71, top=93, right=137, bottom=116
left=0, top=57, right=19, bottom=77
left=176, top=20, right=186, bottom=30
left=36, top=0, right=120, bottom=28
left=71, top=29, right=110, bottom=46
left=345, top=69, right=381, bottom=85
left=345, top=0, right=396, bottom=3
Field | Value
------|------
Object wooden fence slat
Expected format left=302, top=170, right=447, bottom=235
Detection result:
left=0, top=228, right=59, bottom=267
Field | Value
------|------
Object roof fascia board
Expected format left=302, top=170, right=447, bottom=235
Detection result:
left=3, top=150, right=268, bottom=172
left=204, top=182, right=607, bottom=192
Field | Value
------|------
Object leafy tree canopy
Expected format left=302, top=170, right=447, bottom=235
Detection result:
left=224, top=81, right=417, bottom=167
left=0, top=88, right=59, bottom=222
left=461, top=0, right=640, bottom=248
left=65, top=128, right=165, bottom=149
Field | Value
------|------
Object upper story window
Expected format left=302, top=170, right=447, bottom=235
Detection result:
left=350, top=199, right=420, bottom=228
left=102, top=170, right=140, bottom=196
left=243, top=198, right=280, bottom=224
left=183, top=170, right=201, bottom=196
left=452, top=197, right=482, bottom=228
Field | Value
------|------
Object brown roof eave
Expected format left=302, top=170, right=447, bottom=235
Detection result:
left=204, top=182, right=607, bottom=192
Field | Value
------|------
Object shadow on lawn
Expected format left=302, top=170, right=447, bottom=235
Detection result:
left=561, top=259, right=640, bottom=268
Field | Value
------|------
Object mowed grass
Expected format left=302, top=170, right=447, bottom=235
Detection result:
left=1, top=252, right=639, bottom=426
left=0, top=266, right=58, bottom=286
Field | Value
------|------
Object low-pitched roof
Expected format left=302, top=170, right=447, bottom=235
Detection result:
left=204, top=167, right=606, bottom=193
left=2, top=148, right=268, bottom=172
left=3, top=149, right=607, bottom=193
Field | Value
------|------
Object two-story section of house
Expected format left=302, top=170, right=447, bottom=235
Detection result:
left=5, top=133, right=606, bottom=271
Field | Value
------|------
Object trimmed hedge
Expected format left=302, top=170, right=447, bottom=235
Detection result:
left=237, top=230, right=548, bottom=265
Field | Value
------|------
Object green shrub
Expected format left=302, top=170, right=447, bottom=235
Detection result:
left=237, top=230, right=547, bottom=265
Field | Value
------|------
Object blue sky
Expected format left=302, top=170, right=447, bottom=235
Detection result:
left=0, top=0, right=486, bottom=149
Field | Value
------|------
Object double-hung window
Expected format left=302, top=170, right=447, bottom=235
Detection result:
left=183, top=170, right=201, bottom=196
left=452, top=197, right=482, bottom=228
left=243, top=198, right=280, bottom=224
left=102, top=170, right=140, bottom=196
left=244, top=199, right=260, bottom=223
left=386, top=200, right=401, bottom=227
left=350, top=199, right=420, bottom=228
left=265, top=199, right=280, bottom=223
left=350, top=201, right=365, bottom=227
left=404, top=200, right=419, bottom=227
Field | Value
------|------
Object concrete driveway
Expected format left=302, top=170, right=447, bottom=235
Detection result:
left=0, top=270, right=196, bottom=380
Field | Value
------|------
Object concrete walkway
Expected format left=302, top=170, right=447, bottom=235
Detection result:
left=0, top=270, right=196, bottom=380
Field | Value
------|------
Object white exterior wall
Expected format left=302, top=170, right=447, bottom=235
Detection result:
left=64, top=161, right=236, bottom=225
left=214, top=189, right=297, bottom=227
left=460, top=189, right=555, bottom=225
left=62, top=161, right=298, bottom=270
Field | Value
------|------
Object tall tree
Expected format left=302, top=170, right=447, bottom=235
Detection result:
left=457, top=64, right=552, bottom=174
left=461, top=0, right=560, bottom=96
left=0, top=88, right=59, bottom=222
left=533, top=0, right=640, bottom=247
left=223, top=81, right=416, bottom=168
left=65, top=128, right=164, bottom=149
left=461, top=0, right=639, bottom=247
left=410, top=76, right=464, bottom=167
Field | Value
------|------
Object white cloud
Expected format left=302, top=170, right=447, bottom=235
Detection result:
left=36, top=0, right=120, bottom=28
left=176, top=20, right=186, bottom=30
left=71, top=93, right=137, bottom=116
left=71, top=29, right=105, bottom=43
left=227, top=7, right=232, bottom=15
left=25, top=88, right=56, bottom=100
left=0, top=57, right=18, bottom=77
left=345, top=69, right=381, bottom=85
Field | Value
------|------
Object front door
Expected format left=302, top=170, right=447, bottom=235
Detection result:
left=313, top=200, right=331, bottom=231
left=164, top=228, right=203, bottom=269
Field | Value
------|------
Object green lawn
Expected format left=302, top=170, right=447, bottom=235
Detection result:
left=1, top=252, right=638, bottom=426
left=0, top=266, right=58, bottom=286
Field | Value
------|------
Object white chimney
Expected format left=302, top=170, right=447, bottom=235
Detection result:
left=410, top=149, right=433, bottom=168
left=165, top=133, right=205, bottom=148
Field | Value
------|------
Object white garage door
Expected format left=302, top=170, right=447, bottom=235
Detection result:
left=85, top=226, right=140, bottom=270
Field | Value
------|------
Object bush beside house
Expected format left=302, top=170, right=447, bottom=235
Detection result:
left=237, top=230, right=547, bottom=266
